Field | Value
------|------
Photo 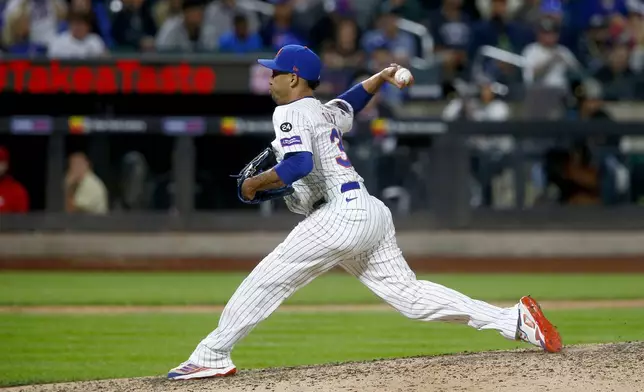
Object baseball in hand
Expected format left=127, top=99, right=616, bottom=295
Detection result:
left=394, top=68, right=413, bottom=86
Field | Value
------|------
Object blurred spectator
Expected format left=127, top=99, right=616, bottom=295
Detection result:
left=2, top=5, right=46, bottom=55
left=469, top=0, right=533, bottom=56
left=522, top=17, right=580, bottom=89
left=275, top=0, right=325, bottom=50
left=333, top=18, right=363, bottom=67
left=317, top=17, right=363, bottom=72
left=440, top=0, right=481, bottom=20
left=576, top=15, right=613, bottom=72
left=308, top=0, right=354, bottom=51
left=204, top=0, right=259, bottom=48
left=349, top=0, right=385, bottom=31
left=218, top=13, right=262, bottom=53
left=361, top=4, right=417, bottom=65
left=65, top=152, right=108, bottom=215
left=603, top=2, right=643, bottom=45
left=155, top=0, right=216, bottom=52
left=428, top=0, right=472, bottom=82
left=291, top=0, right=321, bottom=11
left=566, top=0, right=629, bottom=30
left=441, top=77, right=513, bottom=208
left=115, top=151, right=152, bottom=211
left=319, top=42, right=343, bottom=70
left=0, top=146, right=29, bottom=214
left=513, top=0, right=541, bottom=27
left=260, top=0, right=306, bottom=50
left=628, top=1, right=644, bottom=35
left=316, top=43, right=353, bottom=95
left=476, top=0, right=521, bottom=20
left=562, top=78, right=630, bottom=205
left=560, top=142, right=601, bottom=205
left=66, top=0, right=112, bottom=46
left=152, top=0, right=182, bottom=28
left=2, top=0, right=67, bottom=50
left=567, top=78, right=613, bottom=120
left=442, top=78, right=510, bottom=122
left=111, top=0, right=157, bottom=52
left=627, top=5, right=644, bottom=72
left=48, top=11, right=107, bottom=58
left=515, top=0, right=566, bottom=28
left=593, top=41, right=637, bottom=99
left=382, top=0, right=426, bottom=23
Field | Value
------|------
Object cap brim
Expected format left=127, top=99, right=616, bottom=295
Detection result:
left=257, top=59, right=289, bottom=73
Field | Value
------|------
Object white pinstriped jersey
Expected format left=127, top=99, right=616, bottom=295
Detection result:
left=270, top=97, right=363, bottom=215
left=183, top=64, right=528, bottom=374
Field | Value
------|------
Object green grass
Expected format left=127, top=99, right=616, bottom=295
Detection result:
left=1, top=308, right=643, bottom=387
left=1, top=272, right=643, bottom=306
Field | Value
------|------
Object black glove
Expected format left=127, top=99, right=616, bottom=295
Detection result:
left=233, top=147, right=295, bottom=204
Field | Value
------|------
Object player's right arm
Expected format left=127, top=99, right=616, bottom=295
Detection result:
left=336, top=65, right=413, bottom=114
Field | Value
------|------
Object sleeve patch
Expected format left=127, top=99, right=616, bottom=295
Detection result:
left=280, top=136, right=302, bottom=147
left=280, top=122, right=293, bottom=132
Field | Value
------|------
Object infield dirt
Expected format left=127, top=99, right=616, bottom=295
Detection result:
left=5, top=342, right=643, bottom=392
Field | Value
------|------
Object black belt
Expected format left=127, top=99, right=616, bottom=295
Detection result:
left=312, top=181, right=360, bottom=210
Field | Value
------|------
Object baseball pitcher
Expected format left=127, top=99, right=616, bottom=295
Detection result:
left=168, top=45, right=562, bottom=380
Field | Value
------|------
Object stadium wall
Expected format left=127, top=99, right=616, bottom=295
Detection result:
left=1, top=232, right=643, bottom=272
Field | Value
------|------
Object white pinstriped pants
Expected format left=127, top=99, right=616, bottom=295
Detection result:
left=189, top=186, right=519, bottom=368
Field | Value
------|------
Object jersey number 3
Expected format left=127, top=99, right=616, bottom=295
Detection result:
left=330, top=128, right=352, bottom=168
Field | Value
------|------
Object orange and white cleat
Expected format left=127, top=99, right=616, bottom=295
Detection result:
left=516, top=296, right=563, bottom=353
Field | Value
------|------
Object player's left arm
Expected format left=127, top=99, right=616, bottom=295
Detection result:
left=241, top=108, right=314, bottom=201
left=241, top=169, right=283, bottom=200
left=242, top=152, right=313, bottom=197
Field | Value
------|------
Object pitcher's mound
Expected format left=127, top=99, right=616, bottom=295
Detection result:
left=8, top=342, right=644, bottom=392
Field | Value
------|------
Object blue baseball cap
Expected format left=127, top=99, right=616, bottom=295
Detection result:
left=257, top=45, right=322, bottom=81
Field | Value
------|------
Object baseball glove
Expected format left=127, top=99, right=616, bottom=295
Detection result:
left=232, top=147, right=295, bottom=204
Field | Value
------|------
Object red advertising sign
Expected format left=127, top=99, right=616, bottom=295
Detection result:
left=0, top=60, right=217, bottom=94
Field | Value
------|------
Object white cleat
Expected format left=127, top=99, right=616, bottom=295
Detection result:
left=167, top=361, right=237, bottom=380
